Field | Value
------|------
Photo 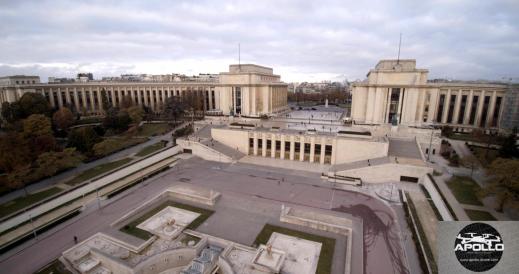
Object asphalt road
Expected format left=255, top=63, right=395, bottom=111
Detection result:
left=0, top=157, right=420, bottom=274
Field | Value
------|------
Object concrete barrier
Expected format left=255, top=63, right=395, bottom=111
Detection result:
left=177, top=139, right=233, bottom=163
left=421, top=175, right=454, bottom=221
left=0, top=146, right=182, bottom=234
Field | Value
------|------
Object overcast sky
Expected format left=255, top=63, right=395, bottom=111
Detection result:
left=0, top=0, right=518, bottom=82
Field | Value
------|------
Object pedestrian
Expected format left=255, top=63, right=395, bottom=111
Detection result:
left=74, top=236, right=78, bottom=244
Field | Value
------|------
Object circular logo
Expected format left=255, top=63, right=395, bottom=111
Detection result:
left=454, top=222, right=504, bottom=272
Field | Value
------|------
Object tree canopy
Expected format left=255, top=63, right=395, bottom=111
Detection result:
left=53, top=107, right=75, bottom=130
left=481, top=158, right=519, bottom=212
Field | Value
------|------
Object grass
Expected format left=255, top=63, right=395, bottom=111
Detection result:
left=465, top=209, right=497, bottom=221
left=419, top=184, right=443, bottom=221
left=34, top=259, right=72, bottom=274
left=94, top=137, right=148, bottom=158
left=136, top=123, right=173, bottom=137
left=120, top=201, right=214, bottom=240
left=135, top=142, right=166, bottom=157
left=253, top=224, right=335, bottom=274
left=470, top=146, right=499, bottom=167
left=446, top=176, right=483, bottom=206
left=64, top=158, right=133, bottom=186
left=0, top=187, right=62, bottom=217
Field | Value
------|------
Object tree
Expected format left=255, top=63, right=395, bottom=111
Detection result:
left=120, top=95, right=134, bottom=109
left=461, top=154, right=479, bottom=178
left=163, top=96, right=185, bottom=122
left=499, top=134, right=519, bottom=158
left=34, top=148, right=83, bottom=178
left=67, top=127, right=100, bottom=153
left=481, top=158, right=519, bottom=212
left=53, top=107, right=75, bottom=131
left=23, top=114, right=53, bottom=139
left=93, top=138, right=119, bottom=157
left=127, top=106, right=144, bottom=125
left=100, top=89, right=112, bottom=112
left=1, top=101, right=23, bottom=123
left=103, top=108, right=131, bottom=132
left=18, top=92, right=51, bottom=118
left=0, top=132, right=31, bottom=173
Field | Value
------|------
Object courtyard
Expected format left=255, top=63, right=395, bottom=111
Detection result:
left=0, top=156, right=414, bottom=274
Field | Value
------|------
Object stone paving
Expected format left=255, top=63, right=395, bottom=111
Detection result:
left=0, top=156, right=419, bottom=274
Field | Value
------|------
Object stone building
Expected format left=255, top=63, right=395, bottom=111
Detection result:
left=351, top=60, right=509, bottom=131
left=0, top=64, right=288, bottom=117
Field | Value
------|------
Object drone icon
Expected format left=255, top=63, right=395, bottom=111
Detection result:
left=456, top=233, right=501, bottom=245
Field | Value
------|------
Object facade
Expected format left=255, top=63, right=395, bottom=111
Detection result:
left=501, top=84, right=519, bottom=131
left=0, top=64, right=288, bottom=117
left=212, top=126, right=388, bottom=165
left=351, top=60, right=509, bottom=130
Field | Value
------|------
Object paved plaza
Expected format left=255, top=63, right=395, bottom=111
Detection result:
left=0, top=156, right=419, bottom=274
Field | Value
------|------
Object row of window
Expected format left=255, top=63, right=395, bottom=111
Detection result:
left=248, top=138, right=332, bottom=163
left=43, top=88, right=216, bottom=112
left=436, top=94, right=502, bottom=127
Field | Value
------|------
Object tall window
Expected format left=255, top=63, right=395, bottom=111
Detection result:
left=469, top=96, right=479, bottom=125
left=480, top=96, right=491, bottom=127
left=447, top=94, right=456, bottom=123
left=234, top=87, right=242, bottom=114
left=458, top=95, right=467, bottom=124
left=491, top=97, right=502, bottom=127
left=436, top=94, right=446, bottom=122
left=388, top=88, right=400, bottom=124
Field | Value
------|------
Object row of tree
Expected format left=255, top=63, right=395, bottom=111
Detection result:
left=0, top=89, right=196, bottom=193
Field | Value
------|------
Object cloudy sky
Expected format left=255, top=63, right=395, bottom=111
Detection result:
left=0, top=0, right=518, bottom=82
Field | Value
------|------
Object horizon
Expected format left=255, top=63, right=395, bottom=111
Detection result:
left=0, top=0, right=518, bottom=83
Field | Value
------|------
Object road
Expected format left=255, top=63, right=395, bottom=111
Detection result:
left=0, top=157, right=420, bottom=274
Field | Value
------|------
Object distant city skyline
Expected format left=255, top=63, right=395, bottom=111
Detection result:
left=0, top=0, right=518, bottom=82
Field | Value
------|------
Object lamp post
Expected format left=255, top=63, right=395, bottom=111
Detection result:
left=427, top=126, right=434, bottom=161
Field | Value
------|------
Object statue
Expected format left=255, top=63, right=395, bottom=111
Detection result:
left=167, top=218, right=176, bottom=226
left=266, top=244, right=273, bottom=258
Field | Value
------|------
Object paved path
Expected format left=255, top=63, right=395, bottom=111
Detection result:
left=0, top=127, right=179, bottom=205
left=0, top=157, right=420, bottom=274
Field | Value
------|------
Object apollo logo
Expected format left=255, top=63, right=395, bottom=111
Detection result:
left=454, top=223, right=504, bottom=272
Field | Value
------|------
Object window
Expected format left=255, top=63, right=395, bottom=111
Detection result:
left=469, top=95, right=478, bottom=125
left=436, top=94, right=446, bottom=122
left=491, top=97, right=502, bottom=127
left=458, top=95, right=467, bottom=124
left=447, top=94, right=456, bottom=123
left=480, top=96, right=491, bottom=127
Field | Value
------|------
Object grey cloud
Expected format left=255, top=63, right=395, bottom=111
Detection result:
left=0, top=0, right=518, bottom=82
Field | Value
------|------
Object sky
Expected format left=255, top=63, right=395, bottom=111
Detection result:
left=0, top=0, right=518, bottom=83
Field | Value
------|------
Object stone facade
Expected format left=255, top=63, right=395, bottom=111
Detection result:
left=0, top=64, right=288, bottom=117
left=351, top=60, right=509, bottom=130
left=211, top=126, right=388, bottom=165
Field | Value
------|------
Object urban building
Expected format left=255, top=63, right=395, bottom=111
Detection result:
left=0, top=64, right=288, bottom=117
left=351, top=60, right=509, bottom=131
left=501, top=84, right=519, bottom=131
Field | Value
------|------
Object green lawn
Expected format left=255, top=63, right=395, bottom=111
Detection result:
left=136, top=123, right=173, bottom=137
left=94, top=137, right=148, bottom=158
left=135, top=142, right=166, bottom=157
left=253, top=224, right=335, bottom=274
left=34, top=259, right=72, bottom=274
left=465, top=209, right=497, bottom=221
left=120, top=201, right=214, bottom=240
left=0, top=187, right=62, bottom=217
left=64, top=158, right=133, bottom=186
left=446, top=176, right=483, bottom=206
